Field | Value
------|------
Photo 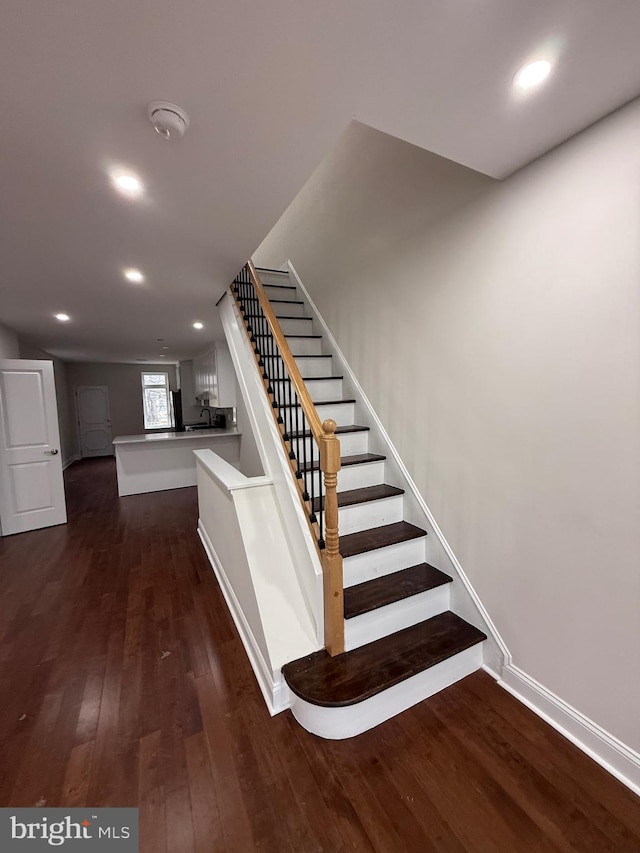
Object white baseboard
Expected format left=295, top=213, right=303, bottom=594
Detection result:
left=62, top=454, right=81, bottom=470
left=197, top=520, right=290, bottom=716
left=499, top=664, right=640, bottom=797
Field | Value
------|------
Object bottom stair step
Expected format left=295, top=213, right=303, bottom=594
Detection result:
left=282, top=611, right=486, bottom=708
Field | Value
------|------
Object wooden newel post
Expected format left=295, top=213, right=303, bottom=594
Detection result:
left=320, top=418, right=344, bottom=656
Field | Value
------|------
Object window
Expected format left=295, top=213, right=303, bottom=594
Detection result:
left=141, top=372, right=172, bottom=429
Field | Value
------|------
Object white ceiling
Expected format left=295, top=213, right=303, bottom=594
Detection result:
left=1, top=1, right=639, bottom=363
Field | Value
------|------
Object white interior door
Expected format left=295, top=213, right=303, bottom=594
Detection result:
left=76, top=386, right=113, bottom=457
left=0, top=359, right=67, bottom=536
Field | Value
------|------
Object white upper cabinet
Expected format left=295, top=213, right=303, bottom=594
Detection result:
left=193, top=345, right=236, bottom=407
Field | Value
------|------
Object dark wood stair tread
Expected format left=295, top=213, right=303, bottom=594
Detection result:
left=275, top=315, right=313, bottom=320
left=263, top=284, right=295, bottom=291
left=282, top=612, right=486, bottom=707
left=292, top=354, right=332, bottom=358
left=340, top=521, right=426, bottom=558
left=299, top=453, right=385, bottom=474
left=270, top=299, right=304, bottom=305
left=313, top=483, right=403, bottom=512
left=344, top=563, right=452, bottom=619
left=257, top=267, right=290, bottom=275
left=300, top=425, right=370, bottom=446
left=301, top=375, right=344, bottom=381
left=280, top=398, right=356, bottom=408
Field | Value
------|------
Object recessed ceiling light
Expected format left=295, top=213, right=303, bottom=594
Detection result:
left=54, top=313, right=70, bottom=322
left=514, top=59, right=552, bottom=91
left=161, top=346, right=169, bottom=350
left=112, top=172, right=144, bottom=197
left=159, top=354, right=166, bottom=357
left=124, top=268, right=145, bottom=283
left=193, top=321, right=204, bottom=330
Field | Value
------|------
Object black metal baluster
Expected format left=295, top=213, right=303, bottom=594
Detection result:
left=293, top=390, right=302, bottom=483
left=293, top=383, right=301, bottom=476
left=309, top=431, right=316, bottom=529
left=301, top=408, right=309, bottom=502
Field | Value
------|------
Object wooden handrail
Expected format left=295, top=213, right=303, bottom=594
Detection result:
left=234, top=261, right=344, bottom=656
left=247, top=261, right=324, bottom=442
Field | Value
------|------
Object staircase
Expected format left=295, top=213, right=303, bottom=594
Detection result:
left=238, top=267, right=487, bottom=739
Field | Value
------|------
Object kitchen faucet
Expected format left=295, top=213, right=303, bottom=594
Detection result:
left=200, top=407, right=212, bottom=426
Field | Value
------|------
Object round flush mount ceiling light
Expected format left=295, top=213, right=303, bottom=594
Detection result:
left=112, top=172, right=144, bottom=197
left=54, top=313, right=70, bottom=322
left=514, top=59, right=552, bottom=91
left=147, top=101, right=190, bottom=140
left=193, top=321, right=204, bottom=330
left=124, top=268, right=144, bottom=283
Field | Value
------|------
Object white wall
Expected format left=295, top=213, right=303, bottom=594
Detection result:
left=0, top=322, right=19, bottom=358
left=66, top=362, right=177, bottom=439
left=254, top=105, right=640, bottom=752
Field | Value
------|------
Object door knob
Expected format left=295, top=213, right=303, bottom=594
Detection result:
left=45, top=449, right=59, bottom=455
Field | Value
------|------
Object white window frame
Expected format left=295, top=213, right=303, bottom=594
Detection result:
left=141, top=372, right=172, bottom=430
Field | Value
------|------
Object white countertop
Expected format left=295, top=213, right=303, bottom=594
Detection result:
left=113, top=427, right=241, bottom=446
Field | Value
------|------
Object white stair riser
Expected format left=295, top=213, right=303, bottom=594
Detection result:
left=293, top=356, right=333, bottom=377
left=263, top=283, right=298, bottom=300
left=288, top=643, right=484, bottom=739
left=338, top=494, right=404, bottom=536
left=283, top=401, right=355, bottom=430
left=315, top=400, right=355, bottom=424
left=278, top=317, right=314, bottom=336
left=284, top=336, right=323, bottom=356
left=343, top=536, right=427, bottom=587
left=289, top=431, right=368, bottom=464
left=273, top=377, right=343, bottom=403
left=334, top=431, right=369, bottom=456
left=303, top=378, right=343, bottom=401
left=344, top=584, right=451, bottom=651
left=305, top=460, right=385, bottom=496
left=271, top=301, right=306, bottom=317
left=259, top=270, right=292, bottom=285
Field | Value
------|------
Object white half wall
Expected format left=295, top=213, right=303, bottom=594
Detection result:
left=254, top=105, right=640, bottom=756
left=195, top=449, right=317, bottom=714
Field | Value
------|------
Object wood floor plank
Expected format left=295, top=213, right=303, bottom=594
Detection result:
left=184, top=731, right=223, bottom=853
left=0, top=457, right=638, bottom=853
left=61, top=741, right=95, bottom=807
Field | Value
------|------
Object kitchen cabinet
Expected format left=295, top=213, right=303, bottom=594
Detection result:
left=193, top=345, right=236, bottom=407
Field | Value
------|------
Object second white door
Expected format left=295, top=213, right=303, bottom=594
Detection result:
left=76, top=386, right=113, bottom=457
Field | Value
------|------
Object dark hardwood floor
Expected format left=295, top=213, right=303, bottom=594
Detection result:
left=1, top=458, right=638, bottom=852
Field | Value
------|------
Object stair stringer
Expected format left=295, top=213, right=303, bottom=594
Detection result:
left=218, top=291, right=325, bottom=651
left=283, top=259, right=511, bottom=676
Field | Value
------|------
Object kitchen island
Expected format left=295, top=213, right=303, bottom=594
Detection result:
left=113, top=428, right=241, bottom=497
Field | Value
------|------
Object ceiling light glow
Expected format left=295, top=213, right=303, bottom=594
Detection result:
left=54, top=313, right=70, bottom=322
left=514, top=59, right=552, bottom=90
left=124, top=268, right=145, bottom=283
left=193, top=321, right=204, bottom=330
left=112, top=172, right=144, bottom=196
